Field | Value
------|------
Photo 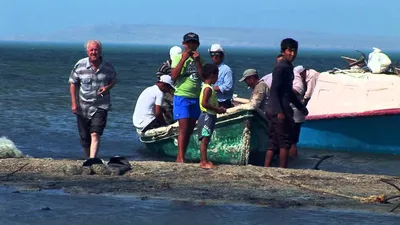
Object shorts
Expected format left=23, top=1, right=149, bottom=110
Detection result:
left=77, top=108, right=108, bottom=148
left=141, top=119, right=166, bottom=133
left=266, top=113, right=294, bottom=151
left=218, top=100, right=234, bottom=109
left=173, top=95, right=201, bottom=120
left=197, top=112, right=217, bottom=141
left=291, top=122, right=303, bottom=144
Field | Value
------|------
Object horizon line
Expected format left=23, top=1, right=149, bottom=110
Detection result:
left=0, top=40, right=391, bottom=53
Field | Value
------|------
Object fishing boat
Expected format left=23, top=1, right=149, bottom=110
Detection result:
left=136, top=98, right=269, bottom=165
left=298, top=68, right=400, bottom=155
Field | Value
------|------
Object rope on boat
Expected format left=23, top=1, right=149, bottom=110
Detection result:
left=264, top=171, right=400, bottom=212
left=139, top=103, right=264, bottom=140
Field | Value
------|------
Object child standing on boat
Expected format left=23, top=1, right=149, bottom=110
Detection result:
left=198, top=64, right=226, bottom=169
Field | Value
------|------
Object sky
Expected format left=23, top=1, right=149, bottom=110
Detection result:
left=1, top=0, right=399, bottom=46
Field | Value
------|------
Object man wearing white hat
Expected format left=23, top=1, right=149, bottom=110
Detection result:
left=289, top=65, right=319, bottom=157
left=296, top=66, right=320, bottom=106
left=132, top=75, right=175, bottom=133
left=208, top=44, right=234, bottom=108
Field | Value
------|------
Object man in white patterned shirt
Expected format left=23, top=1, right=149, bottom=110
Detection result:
left=68, top=40, right=118, bottom=159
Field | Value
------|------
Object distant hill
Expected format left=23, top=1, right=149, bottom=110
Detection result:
left=2, top=23, right=399, bottom=50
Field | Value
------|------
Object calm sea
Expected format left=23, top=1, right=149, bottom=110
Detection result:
left=1, top=42, right=400, bottom=224
left=3, top=41, right=397, bottom=159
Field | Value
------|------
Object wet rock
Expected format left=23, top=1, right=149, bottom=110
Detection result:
left=21, top=185, right=42, bottom=191
left=160, top=181, right=171, bottom=190
left=198, top=201, right=206, bottom=206
left=256, top=201, right=269, bottom=206
left=43, top=182, right=61, bottom=188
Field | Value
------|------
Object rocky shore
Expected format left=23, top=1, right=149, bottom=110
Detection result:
left=0, top=158, right=399, bottom=214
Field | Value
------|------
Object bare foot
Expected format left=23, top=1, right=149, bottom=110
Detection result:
left=200, top=161, right=216, bottom=169
left=176, top=158, right=184, bottom=163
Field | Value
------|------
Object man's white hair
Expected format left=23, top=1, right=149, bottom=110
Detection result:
left=85, top=40, right=102, bottom=51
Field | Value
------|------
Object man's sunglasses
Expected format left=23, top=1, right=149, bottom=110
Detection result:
left=210, top=52, right=223, bottom=57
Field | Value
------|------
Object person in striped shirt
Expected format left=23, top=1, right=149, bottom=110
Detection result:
left=156, top=46, right=182, bottom=79
left=68, top=40, right=118, bottom=159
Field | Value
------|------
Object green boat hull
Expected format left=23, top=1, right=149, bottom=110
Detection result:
left=138, top=105, right=269, bottom=165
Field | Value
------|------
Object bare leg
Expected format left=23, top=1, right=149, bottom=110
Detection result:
left=176, top=118, right=196, bottom=163
left=264, top=149, right=274, bottom=167
left=89, top=132, right=100, bottom=158
left=200, top=137, right=215, bottom=169
left=289, top=144, right=298, bottom=157
left=279, top=148, right=289, bottom=168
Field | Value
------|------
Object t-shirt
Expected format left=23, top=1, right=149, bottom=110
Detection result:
left=199, top=84, right=218, bottom=115
left=132, top=85, right=164, bottom=130
left=260, top=73, right=273, bottom=88
left=250, top=80, right=269, bottom=112
left=291, top=73, right=306, bottom=123
left=171, top=54, right=205, bottom=98
left=156, top=60, right=172, bottom=78
left=267, top=60, right=305, bottom=117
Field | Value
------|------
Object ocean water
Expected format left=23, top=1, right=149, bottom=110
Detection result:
left=1, top=187, right=400, bottom=225
left=3, top=41, right=399, bottom=160
left=1, top=42, right=400, bottom=224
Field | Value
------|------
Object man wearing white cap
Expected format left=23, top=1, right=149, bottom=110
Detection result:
left=132, top=75, right=175, bottom=133
left=208, top=44, right=234, bottom=108
left=298, top=66, right=320, bottom=106
left=289, top=65, right=319, bottom=157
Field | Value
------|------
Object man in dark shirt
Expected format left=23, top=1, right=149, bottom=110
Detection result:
left=265, top=38, right=309, bottom=168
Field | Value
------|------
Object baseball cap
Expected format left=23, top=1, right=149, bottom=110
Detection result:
left=239, top=69, right=258, bottom=82
left=169, top=46, right=182, bottom=58
left=293, top=65, right=305, bottom=74
left=159, top=75, right=175, bottom=88
left=208, top=44, right=224, bottom=53
left=183, top=32, right=199, bottom=43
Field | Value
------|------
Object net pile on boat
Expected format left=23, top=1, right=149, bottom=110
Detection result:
left=137, top=102, right=265, bottom=139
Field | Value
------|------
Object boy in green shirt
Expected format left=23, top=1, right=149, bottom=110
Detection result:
left=198, top=64, right=226, bottom=169
left=171, top=32, right=205, bottom=163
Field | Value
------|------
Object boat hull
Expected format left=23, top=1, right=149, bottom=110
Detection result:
left=139, top=106, right=269, bottom=165
left=298, top=110, right=400, bottom=155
